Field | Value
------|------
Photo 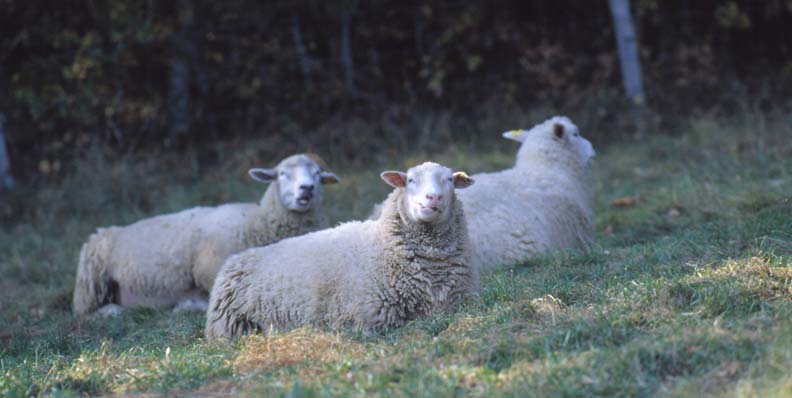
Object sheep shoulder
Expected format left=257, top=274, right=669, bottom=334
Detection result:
left=240, top=185, right=328, bottom=248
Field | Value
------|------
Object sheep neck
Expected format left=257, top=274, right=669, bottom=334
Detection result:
left=244, top=182, right=325, bottom=247
left=515, top=148, right=590, bottom=180
left=372, top=188, right=473, bottom=324
left=389, top=189, right=465, bottom=258
left=514, top=149, right=593, bottom=202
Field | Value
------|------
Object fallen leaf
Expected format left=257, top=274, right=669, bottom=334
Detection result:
left=603, top=225, right=614, bottom=235
left=611, top=196, right=637, bottom=207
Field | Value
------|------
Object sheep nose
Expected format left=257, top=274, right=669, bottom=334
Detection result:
left=300, top=184, right=315, bottom=192
left=425, top=193, right=443, bottom=206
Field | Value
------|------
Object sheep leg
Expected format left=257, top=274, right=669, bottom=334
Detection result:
left=173, top=298, right=209, bottom=313
left=91, top=304, right=124, bottom=318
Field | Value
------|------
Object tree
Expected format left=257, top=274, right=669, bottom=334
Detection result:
left=169, top=0, right=194, bottom=137
left=608, top=0, right=645, bottom=104
left=339, top=9, right=356, bottom=96
left=0, top=113, right=14, bottom=191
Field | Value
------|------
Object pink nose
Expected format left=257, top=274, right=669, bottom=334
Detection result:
left=425, top=193, right=443, bottom=207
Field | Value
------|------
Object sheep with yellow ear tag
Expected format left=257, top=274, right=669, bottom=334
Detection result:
left=462, top=115, right=595, bottom=271
left=206, top=161, right=477, bottom=340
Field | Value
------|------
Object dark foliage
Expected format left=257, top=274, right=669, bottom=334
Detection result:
left=1, top=0, right=791, bottom=175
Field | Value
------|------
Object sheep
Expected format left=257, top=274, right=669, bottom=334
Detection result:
left=205, top=162, right=476, bottom=340
left=367, top=116, right=595, bottom=272
left=72, top=153, right=340, bottom=317
left=460, top=116, right=595, bottom=271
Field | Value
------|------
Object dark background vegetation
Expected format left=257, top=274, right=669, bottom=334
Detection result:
left=2, top=3, right=792, bottom=395
left=1, top=0, right=791, bottom=178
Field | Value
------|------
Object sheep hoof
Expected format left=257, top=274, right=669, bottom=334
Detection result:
left=92, top=304, right=124, bottom=318
left=173, top=298, right=209, bottom=313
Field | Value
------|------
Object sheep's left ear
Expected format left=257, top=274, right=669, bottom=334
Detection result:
left=553, top=123, right=565, bottom=140
left=249, top=168, right=277, bottom=183
left=502, top=129, right=527, bottom=143
left=452, top=171, right=474, bottom=189
left=320, top=171, right=340, bottom=185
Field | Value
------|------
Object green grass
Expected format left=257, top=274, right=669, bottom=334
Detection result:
left=1, top=113, right=791, bottom=397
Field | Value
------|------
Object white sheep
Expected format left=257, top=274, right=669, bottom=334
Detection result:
left=205, top=162, right=476, bottom=340
left=72, top=153, right=340, bottom=317
left=367, top=117, right=595, bottom=271
left=460, top=116, right=595, bottom=271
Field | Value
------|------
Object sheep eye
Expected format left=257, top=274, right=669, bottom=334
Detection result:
left=407, top=178, right=414, bottom=184
left=574, top=133, right=579, bottom=137
left=447, top=178, right=453, bottom=182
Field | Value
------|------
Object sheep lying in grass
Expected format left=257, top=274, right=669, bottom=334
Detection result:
left=461, top=116, right=595, bottom=271
left=205, top=162, right=476, bottom=340
left=367, top=117, right=595, bottom=272
left=72, top=153, right=340, bottom=317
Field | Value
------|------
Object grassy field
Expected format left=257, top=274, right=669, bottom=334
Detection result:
left=1, top=113, right=791, bottom=397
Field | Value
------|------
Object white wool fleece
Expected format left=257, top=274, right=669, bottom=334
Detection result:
left=205, top=162, right=476, bottom=340
left=460, top=115, right=595, bottom=271
left=72, top=153, right=340, bottom=316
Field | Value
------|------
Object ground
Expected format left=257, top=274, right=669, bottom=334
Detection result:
left=1, top=113, right=791, bottom=397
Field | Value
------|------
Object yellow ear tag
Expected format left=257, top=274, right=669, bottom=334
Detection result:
left=508, top=130, right=523, bottom=138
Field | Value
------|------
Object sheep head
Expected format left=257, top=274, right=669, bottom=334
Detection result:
left=249, top=154, right=340, bottom=213
left=503, top=116, right=596, bottom=167
left=381, top=162, right=473, bottom=224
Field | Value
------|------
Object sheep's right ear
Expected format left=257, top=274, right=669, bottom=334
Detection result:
left=380, top=171, right=407, bottom=188
left=502, top=129, right=527, bottom=143
left=248, top=168, right=277, bottom=183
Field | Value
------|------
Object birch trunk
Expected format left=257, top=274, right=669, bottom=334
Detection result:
left=608, top=0, right=645, bottom=104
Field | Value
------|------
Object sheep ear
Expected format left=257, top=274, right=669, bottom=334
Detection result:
left=452, top=171, right=474, bottom=189
left=380, top=171, right=407, bottom=188
left=248, top=168, right=277, bottom=183
left=320, top=171, right=340, bottom=185
left=553, top=123, right=565, bottom=139
left=502, top=129, right=527, bottom=143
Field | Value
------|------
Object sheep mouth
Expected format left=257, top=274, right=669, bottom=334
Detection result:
left=294, top=194, right=314, bottom=208
left=416, top=205, right=442, bottom=220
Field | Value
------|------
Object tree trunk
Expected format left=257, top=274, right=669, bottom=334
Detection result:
left=292, top=14, right=315, bottom=86
left=0, top=114, right=14, bottom=191
left=608, top=0, right=645, bottom=104
left=339, top=10, right=357, bottom=96
left=169, top=0, right=194, bottom=137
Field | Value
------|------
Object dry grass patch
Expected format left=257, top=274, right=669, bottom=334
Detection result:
left=439, top=314, right=487, bottom=337
left=715, top=255, right=792, bottom=300
left=233, top=328, right=365, bottom=373
left=530, top=294, right=566, bottom=326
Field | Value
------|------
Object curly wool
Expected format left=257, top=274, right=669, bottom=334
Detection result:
left=205, top=188, right=475, bottom=340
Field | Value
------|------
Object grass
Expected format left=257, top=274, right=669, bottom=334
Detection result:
left=1, top=112, right=791, bottom=397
